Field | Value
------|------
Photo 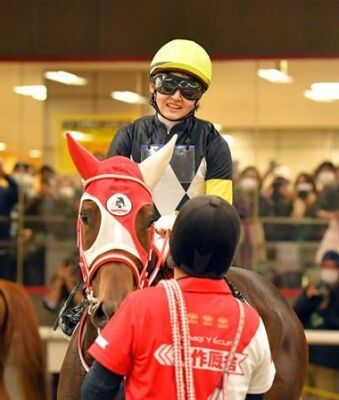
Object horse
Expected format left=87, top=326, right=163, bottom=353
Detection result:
left=0, top=279, right=49, bottom=400
left=57, top=133, right=307, bottom=400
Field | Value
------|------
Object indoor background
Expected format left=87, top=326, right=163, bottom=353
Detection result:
left=0, top=58, right=339, bottom=175
left=1, top=1, right=339, bottom=399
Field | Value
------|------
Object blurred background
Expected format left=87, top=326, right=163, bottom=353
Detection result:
left=1, top=1, right=339, bottom=399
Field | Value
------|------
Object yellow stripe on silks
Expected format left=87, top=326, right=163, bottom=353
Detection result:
left=205, top=179, right=233, bottom=204
left=303, top=385, right=339, bottom=400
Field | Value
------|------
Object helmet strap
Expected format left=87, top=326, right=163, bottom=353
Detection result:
left=150, top=91, right=199, bottom=122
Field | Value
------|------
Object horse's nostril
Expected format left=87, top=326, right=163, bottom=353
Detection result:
left=103, top=303, right=116, bottom=318
left=91, top=301, right=116, bottom=329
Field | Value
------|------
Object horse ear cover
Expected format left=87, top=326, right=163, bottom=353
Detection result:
left=170, top=196, right=241, bottom=278
left=139, top=134, right=178, bottom=189
left=66, top=132, right=99, bottom=179
left=67, top=132, right=177, bottom=190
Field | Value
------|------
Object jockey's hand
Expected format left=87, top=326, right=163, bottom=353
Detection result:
left=154, top=212, right=177, bottom=236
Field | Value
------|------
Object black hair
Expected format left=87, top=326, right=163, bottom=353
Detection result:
left=322, top=250, right=339, bottom=265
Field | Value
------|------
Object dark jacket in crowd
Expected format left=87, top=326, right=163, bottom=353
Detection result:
left=0, top=175, right=18, bottom=241
left=294, top=286, right=339, bottom=369
left=313, top=182, right=339, bottom=214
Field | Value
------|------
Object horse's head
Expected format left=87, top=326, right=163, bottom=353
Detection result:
left=67, top=133, right=176, bottom=329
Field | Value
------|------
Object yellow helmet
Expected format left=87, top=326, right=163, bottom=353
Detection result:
left=150, top=39, right=212, bottom=88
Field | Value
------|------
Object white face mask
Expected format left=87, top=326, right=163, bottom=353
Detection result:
left=320, top=268, right=339, bottom=285
left=239, top=177, right=258, bottom=192
left=317, top=171, right=336, bottom=187
left=296, top=182, right=313, bottom=192
left=13, top=173, right=35, bottom=193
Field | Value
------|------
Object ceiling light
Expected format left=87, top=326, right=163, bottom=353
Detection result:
left=45, top=71, right=87, bottom=86
left=0, top=143, right=7, bottom=151
left=29, top=149, right=42, bottom=158
left=14, top=85, right=47, bottom=101
left=311, top=82, right=339, bottom=99
left=304, top=82, right=339, bottom=102
left=257, top=60, right=293, bottom=84
left=111, top=91, right=147, bottom=104
left=257, top=69, right=293, bottom=83
left=303, top=90, right=335, bottom=103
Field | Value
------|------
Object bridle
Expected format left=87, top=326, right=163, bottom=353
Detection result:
left=78, top=173, right=159, bottom=290
left=76, top=172, right=170, bottom=371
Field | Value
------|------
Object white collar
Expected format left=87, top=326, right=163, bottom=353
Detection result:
left=157, top=113, right=181, bottom=134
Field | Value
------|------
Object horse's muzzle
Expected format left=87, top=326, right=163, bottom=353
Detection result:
left=90, top=300, right=118, bottom=329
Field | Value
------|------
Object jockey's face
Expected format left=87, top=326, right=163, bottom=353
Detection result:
left=150, top=72, right=198, bottom=120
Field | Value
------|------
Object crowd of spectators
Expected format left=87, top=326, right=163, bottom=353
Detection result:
left=0, top=160, right=81, bottom=283
left=233, top=160, right=339, bottom=280
left=294, top=250, right=339, bottom=397
left=233, top=160, right=339, bottom=229
left=0, top=157, right=338, bottom=285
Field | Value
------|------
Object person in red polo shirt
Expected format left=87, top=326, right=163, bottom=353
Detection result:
left=81, top=196, right=275, bottom=400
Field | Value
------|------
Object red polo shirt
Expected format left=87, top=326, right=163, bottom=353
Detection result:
left=89, top=278, right=275, bottom=399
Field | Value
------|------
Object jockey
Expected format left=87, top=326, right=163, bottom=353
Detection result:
left=81, top=196, right=275, bottom=400
left=107, top=39, right=233, bottom=232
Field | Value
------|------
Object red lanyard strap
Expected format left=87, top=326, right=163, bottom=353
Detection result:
left=209, top=298, right=245, bottom=400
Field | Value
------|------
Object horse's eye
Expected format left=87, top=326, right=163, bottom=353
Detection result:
left=148, top=215, right=156, bottom=228
left=80, top=211, right=89, bottom=225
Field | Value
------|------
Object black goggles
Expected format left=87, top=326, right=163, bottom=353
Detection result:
left=152, top=73, right=205, bottom=100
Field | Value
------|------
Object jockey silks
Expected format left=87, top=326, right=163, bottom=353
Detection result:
left=141, top=144, right=195, bottom=215
left=107, top=114, right=233, bottom=212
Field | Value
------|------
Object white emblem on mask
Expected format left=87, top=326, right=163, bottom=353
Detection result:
left=106, top=193, right=132, bottom=216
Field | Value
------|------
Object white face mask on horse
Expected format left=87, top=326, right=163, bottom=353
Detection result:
left=66, top=132, right=178, bottom=290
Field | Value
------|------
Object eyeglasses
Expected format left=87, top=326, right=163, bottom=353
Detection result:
left=152, top=73, right=205, bottom=100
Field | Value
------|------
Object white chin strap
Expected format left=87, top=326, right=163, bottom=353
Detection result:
left=81, top=193, right=142, bottom=270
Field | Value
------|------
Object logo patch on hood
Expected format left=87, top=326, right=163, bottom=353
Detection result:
left=107, top=193, right=132, bottom=216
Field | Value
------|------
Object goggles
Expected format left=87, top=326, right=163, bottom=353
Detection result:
left=152, top=73, right=205, bottom=100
